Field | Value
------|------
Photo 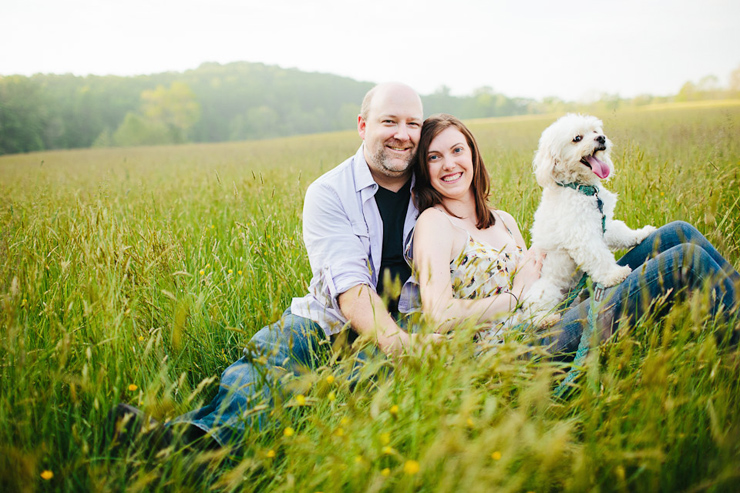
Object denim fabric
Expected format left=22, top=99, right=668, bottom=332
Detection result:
left=171, top=309, right=331, bottom=446
left=172, top=222, right=737, bottom=447
left=549, top=221, right=739, bottom=354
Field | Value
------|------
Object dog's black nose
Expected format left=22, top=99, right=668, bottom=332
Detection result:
left=596, top=135, right=606, bottom=144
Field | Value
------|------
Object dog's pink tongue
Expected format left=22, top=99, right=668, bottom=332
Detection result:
left=585, top=155, right=610, bottom=179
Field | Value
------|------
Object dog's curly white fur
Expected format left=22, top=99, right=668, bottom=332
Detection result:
left=522, top=114, right=656, bottom=325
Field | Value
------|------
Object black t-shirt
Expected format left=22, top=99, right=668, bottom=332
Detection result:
left=374, top=179, right=412, bottom=314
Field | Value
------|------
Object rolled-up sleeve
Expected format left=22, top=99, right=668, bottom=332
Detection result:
left=302, top=181, right=375, bottom=303
left=291, top=147, right=393, bottom=336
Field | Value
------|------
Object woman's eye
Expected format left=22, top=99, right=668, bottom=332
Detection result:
left=428, top=155, right=439, bottom=162
left=573, top=135, right=582, bottom=142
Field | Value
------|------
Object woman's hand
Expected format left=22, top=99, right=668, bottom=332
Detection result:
left=511, top=248, right=545, bottom=298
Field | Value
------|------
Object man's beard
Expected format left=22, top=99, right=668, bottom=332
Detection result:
left=370, top=144, right=415, bottom=178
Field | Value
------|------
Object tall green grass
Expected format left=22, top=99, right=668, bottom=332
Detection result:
left=1, top=102, right=739, bottom=491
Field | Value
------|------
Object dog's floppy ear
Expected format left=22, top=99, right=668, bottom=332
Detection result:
left=533, top=141, right=557, bottom=188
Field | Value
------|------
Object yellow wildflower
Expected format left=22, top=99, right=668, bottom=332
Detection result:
left=381, top=468, right=390, bottom=476
left=238, top=270, right=243, bottom=275
left=467, top=418, right=474, bottom=427
left=382, top=446, right=394, bottom=455
left=266, top=449, right=276, bottom=458
left=326, top=375, right=335, bottom=385
left=283, top=427, right=294, bottom=437
left=295, top=394, right=306, bottom=406
left=380, top=432, right=391, bottom=445
left=327, top=391, right=336, bottom=402
left=228, top=269, right=233, bottom=274
left=403, top=460, right=420, bottom=475
left=491, top=451, right=502, bottom=461
left=389, top=405, right=399, bottom=416
left=199, top=270, right=205, bottom=276
left=40, top=470, right=53, bottom=480
left=128, top=384, right=138, bottom=392
left=334, top=427, right=344, bottom=437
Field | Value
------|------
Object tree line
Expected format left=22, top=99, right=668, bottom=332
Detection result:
left=1, top=61, right=739, bottom=156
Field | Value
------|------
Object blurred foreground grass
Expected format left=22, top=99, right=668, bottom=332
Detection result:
left=1, top=102, right=739, bottom=491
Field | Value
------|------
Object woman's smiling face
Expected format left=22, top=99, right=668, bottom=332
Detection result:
left=426, top=126, right=474, bottom=201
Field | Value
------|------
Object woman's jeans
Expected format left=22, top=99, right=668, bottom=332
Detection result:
left=549, top=221, right=739, bottom=354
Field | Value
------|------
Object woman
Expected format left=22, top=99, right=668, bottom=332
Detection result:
left=410, top=114, right=738, bottom=352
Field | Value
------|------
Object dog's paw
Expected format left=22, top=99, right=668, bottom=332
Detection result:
left=635, top=225, right=657, bottom=243
left=597, top=265, right=632, bottom=287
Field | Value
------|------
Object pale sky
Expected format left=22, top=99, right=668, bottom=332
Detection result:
left=2, top=0, right=739, bottom=101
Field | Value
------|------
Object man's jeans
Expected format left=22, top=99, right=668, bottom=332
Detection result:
left=172, top=311, right=332, bottom=446
left=550, top=221, right=739, bottom=354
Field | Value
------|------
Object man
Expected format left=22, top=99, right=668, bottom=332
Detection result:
left=111, top=82, right=434, bottom=450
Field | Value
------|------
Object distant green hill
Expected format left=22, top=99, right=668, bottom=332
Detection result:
left=5, top=60, right=731, bottom=156
left=0, top=62, right=537, bottom=155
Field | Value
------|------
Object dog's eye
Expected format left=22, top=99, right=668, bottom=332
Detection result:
left=572, top=135, right=582, bottom=143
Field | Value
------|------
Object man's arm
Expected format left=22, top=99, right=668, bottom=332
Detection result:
left=302, top=177, right=432, bottom=356
left=338, top=285, right=413, bottom=356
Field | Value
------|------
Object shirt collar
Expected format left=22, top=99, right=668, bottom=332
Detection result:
left=353, top=145, right=378, bottom=193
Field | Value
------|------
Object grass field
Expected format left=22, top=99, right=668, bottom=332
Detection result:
left=1, top=102, right=739, bottom=491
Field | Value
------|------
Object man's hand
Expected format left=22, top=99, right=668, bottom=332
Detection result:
left=338, top=285, right=446, bottom=357
left=338, top=285, right=411, bottom=356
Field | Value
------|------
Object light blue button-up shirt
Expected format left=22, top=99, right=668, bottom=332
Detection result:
left=291, top=145, right=419, bottom=337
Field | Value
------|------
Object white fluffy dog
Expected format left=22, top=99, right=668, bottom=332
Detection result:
left=522, top=114, right=656, bottom=325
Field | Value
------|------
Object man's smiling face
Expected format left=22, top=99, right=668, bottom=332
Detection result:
left=358, top=83, right=423, bottom=189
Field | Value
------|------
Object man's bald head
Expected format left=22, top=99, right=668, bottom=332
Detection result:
left=360, top=82, right=423, bottom=121
left=357, top=83, right=424, bottom=191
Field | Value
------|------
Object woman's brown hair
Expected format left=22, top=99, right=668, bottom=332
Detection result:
left=413, top=113, right=495, bottom=229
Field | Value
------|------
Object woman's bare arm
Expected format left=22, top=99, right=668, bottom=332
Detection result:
left=496, top=210, right=545, bottom=299
left=413, top=209, right=519, bottom=332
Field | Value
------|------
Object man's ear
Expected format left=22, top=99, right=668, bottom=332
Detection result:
left=357, top=115, right=366, bottom=140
